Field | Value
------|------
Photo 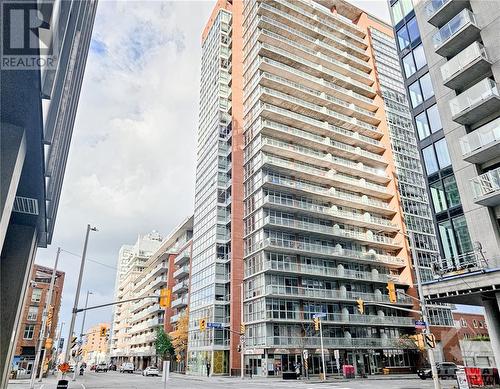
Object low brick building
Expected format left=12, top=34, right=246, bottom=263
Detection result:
left=12, top=264, right=65, bottom=376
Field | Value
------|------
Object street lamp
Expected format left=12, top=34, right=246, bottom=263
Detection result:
left=64, top=225, right=98, bottom=368
left=384, top=229, right=441, bottom=389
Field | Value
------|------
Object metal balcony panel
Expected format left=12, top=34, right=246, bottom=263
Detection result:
left=471, top=167, right=500, bottom=207
left=450, top=79, right=500, bottom=126
left=258, top=120, right=387, bottom=169
left=433, top=9, right=480, bottom=57
left=261, top=195, right=399, bottom=233
left=174, top=249, right=190, bottom=266
left=426, top=0, right=471, bottom=27
left=441, top=42, right=491, bottom=90
left=261, top=175, right=397, bottom=217
left=460, top=117, right=500, bottom=164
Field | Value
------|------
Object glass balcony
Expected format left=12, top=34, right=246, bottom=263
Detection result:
left=471, top=166, right=500, bottom=207
left=425, top=0, right=471, bottom=28
left=171, top=295, right=189, bottom=308
left=172, top=280, right=189, bottom=293
left=174, top=248, right=190, bottom=266
left=460, top=117, right=500, bottom=164
left=441, top=42, right=490, bottom=90
left=432, top=9, right=480, bottom=57
left=173, top=265, right=190, bottom=279
left=449, top=78, right=500, bottom=125
left=254, top=336, right=416, bottom=349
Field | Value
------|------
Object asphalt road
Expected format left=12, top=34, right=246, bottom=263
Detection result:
left=8, top=371, right=461, bottom=389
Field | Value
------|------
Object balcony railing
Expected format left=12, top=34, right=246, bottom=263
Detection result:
left=433, top=9, right=476, bottom=48
left=441, top=42, right=489, bottom=87
left=460, top=116, right=500, bottom=161
left=425, top=0, right=471, bottom=27
left=245, top=237, right=406, bottom=267
left=257, top=336, right=416, bottom=349
left=252, top=259, right=399, bottom=284
left=449, top=78, right=500, bottom=120
left=263, top=284, right=412, bottom=304
left=262, top=311, right=415, bottom=327
left=471, top=167, right=500, bottom=205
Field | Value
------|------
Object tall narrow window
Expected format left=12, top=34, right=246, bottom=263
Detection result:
left=420, top=73, right=434, bottom=100
left=435, top=138, right=451, bottom=168
left=427, top=104, right=442, bottom=133
left=423, top=145, right=438, bottom=175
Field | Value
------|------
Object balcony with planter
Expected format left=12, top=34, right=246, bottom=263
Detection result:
left=460, top=117, right=500, bottom=164
left=433, top=9, right=480, bottom=57
left=425, top=0, right=471, bottom=28
left=449, top=78, right=500, bottom=126
left=440, top=42, right=490, bottom=90
left=471, top=167, right=500, bottom=207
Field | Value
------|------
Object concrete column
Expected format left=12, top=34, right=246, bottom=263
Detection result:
left=0, top=224, right=37, bottom=387
left=482, top=293, right=500, bottom=375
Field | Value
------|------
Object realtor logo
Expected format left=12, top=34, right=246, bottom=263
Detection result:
left=1, top=1, right=58, bottom=69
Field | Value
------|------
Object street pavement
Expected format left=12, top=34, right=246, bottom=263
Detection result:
left=8, top=371, right=461, bottom=389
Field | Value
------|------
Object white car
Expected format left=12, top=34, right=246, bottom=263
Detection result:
left=142, top=366, right=159, bottom=377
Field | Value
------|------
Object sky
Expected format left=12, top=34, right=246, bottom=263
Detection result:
left=34, top=0, right=480, bottom=344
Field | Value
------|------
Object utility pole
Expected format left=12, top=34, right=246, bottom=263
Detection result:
left=409, top=231, right=441, bottom=389
left=72, top=291, right=92, bottom=380
left=30, top=247, right=60, bottom=388
left=64, top=225, right=97, bottom=369
left=319, top=317, right=326, bottom=381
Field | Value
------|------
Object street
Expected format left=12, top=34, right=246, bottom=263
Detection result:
left=8, top=372, right=461, bottom=389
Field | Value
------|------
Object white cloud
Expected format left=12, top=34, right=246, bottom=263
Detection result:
left=35, top=0, right=215, bottom=335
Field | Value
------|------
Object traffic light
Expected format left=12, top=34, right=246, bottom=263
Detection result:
left=70, top=336, right=77, bottom=350
left=240, top=323, right=245, bottom=334
left=47, top=305, right=54, bottom=326
left=410, top=334, right=425, bottom=350
left=159, top=288, right=171, bottom=308
left=313, top=317, right=320, bottom=331
left=199, top=318, right=207, bottom=332
left=387, top=281, right=397, bottom=303
left=100, top=326, right=107, bottom=337
left=45, top=338, right=53, bottom=350
left=356, top=298, right=364, bottom=314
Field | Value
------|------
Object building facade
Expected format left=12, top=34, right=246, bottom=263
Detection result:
left=0, top=1, right=97, bottom=385
left=389, top=0, right=500, bottom=373
left=110, top=232, right=163, bottom=366
left=12, top=265, right=65, bottom=377
left=111, top=219, right=193, bottom=370
left=189, top=0, right=466, bottom=376
left=82, top=323, right=110, bottom=365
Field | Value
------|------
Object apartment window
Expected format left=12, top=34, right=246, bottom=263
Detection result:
left=407, top=17, right=420, bottom=44
left=427, top=104, right=442, bottom=132
left=416, top=111, right=430, bottom=139
left=420, top=73, right=434, bottom=100
left=473, top=320, right=478, bottom=328
left=423, top=145, right=438, bottom=175
left=479, top=321, right=484, bottom=328
left=453, top=215, right=473, bottom=254
left=23, top=324, right=35, bottom=339
left=413, top=44, right=426, bottom=70
left=27, top=306, right=38, bottom=321
left=391, top=1, right=404, bottom=24
left=435, top=138, right=451, bottom=168
left=430, top=181, right=447, bottom=213
left=403, top=52, right=416, bottom=77
left=409, top=80, right=423, bottom=108
left=443, top=176, right=460, bottom=208
left=31, top=288, right=42, bottom=303
left=397, top=25, right=410, bottom=51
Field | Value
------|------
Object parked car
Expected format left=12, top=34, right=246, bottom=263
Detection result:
left=120, top=362, right=134, bottom=373
left=95, top=363, right=108, bottom=372
left=142, top=366, right=159, bottom=377
left=418, top=362, right=459, bottom=379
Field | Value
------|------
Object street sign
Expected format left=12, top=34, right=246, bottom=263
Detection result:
left=334, top=349, right=340, bottom=359
left=415, top=320, right=426, bottom=329
left=313, top=312, right=327, bottom=318
left=303, top=349, right=309, bottom=360
left=456, top=369, right=469, bottom=389
left=58, top=363, right=70, bottom=373
left=207, top=322, right=223, bottom=329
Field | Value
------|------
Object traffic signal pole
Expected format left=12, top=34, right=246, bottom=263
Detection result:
left=30, top=247, right=60, bottom=389
left=73, top=290, right=92, bottom=381
left=319, top=318, right=326, bottom=381
left=409, top=231, right=441, bottom=389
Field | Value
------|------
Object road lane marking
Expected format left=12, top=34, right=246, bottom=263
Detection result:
left=81, top=384, right=86, bottom=389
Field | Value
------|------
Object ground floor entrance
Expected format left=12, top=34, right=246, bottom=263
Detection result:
left=244, top=349, right=417, bottom=377
left=187, top=350, right=229, bottom=376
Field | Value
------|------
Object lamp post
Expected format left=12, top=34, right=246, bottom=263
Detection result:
left=64, top=225, right=97, bottom=368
